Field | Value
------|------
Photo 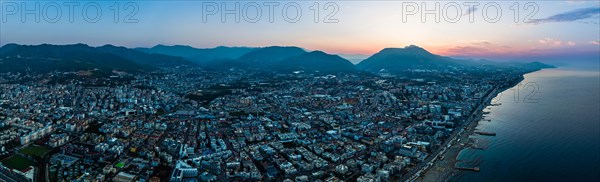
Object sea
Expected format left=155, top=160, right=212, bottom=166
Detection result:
left=454, top=68, right=600, bottom=181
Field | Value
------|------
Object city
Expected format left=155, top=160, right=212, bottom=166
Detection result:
left=0, top=43, right=552, bottom=182
left=1, top=1, right=599, bottom=182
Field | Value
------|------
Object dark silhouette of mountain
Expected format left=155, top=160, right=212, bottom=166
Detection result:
left=274, top=51, right=355, bottom=73
left=0, top=44, right=151, bottom=73
left=234, top=46, right=307, bottom=69
left=1, top=43, right=554, bottom=74
left=0, top=43, right=19, bottom=55
left=136, top=45, right=205, bottom=58
left=357, top=45, right=457, bottom=72
left=136, top=45, right=256, bottom=66
left=0, top=44, right=193, bottom=73
left=523, top=61, right=555, bottom=69
left=503, top=61, right=556, bottom=72
left=450, top=57, right=556, bottom=71
left=98, top=45, right=194, bottom=67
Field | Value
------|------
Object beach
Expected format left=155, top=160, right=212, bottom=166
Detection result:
left=415, top=77, right=520, bottom=182
left=418, top=68, right=600, bottom=181
left=416, top=110, right=485, bottom=182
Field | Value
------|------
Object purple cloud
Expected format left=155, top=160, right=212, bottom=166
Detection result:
left=530, top=7, right=600, bottom=23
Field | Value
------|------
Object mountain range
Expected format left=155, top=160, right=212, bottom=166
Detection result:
left=138, top=45, right=353, bottom=72
left=0, top=43, right=554, bottom=74
left=136, top=45, right=256, bottom=66
left=0, top=44, right=197, bottom=73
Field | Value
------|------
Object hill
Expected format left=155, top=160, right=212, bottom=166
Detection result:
left=0, top=44, right=150, bottom=73
left=136, top=45, right=256, bottom=66
left=357, top=45, right=457, bottom=72
left=98, top=45, right=194, bottom=67
left=0, top=44, right=193, bottom=73
left=234, top=46, right=307, bottom=69
left=274, top=51, right=356, bottom=73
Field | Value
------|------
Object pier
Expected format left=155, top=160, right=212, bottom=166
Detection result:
left=455, top=166, right=480, bottom=172
left=475, top=131, right=496, bottom=136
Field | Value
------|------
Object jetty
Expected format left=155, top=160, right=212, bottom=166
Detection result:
left=455, top=166, right=480, bottom=172
left=475, top=131, right=496, bottom=136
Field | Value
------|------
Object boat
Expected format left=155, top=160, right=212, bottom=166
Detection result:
left=475, top=131, right=496, bottom=136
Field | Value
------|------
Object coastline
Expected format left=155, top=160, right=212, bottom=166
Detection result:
left=415, top=71, right=535, bottom=182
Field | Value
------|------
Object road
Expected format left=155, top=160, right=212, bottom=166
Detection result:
left=0, top=168, right=21, bottom=182
left=36, top=138, right=76, bottom=182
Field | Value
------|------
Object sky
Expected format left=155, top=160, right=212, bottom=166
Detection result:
left=1, top=0, right=599, bottom=66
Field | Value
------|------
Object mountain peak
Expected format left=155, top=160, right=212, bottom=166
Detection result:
left=154, top=44, right=194, bottom=49
left=380, top=45, right=430, bottom=55
left=261, top=46, right=305, bottom=51
left=306, top=50, right=327, bottom=55
left=357, top=46, right=454, bottom=72
left=405, top=44, right=423, bottom=49
left=99, top=44, right=124, bottom=49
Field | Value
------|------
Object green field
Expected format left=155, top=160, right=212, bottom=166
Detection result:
left=115, top=162, right=125, bottom=168
left=20, top=145, right=51, bottom=157
left=1, top=155, right=34, bottom=171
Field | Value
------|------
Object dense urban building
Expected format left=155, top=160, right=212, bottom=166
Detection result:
left=0, top=59, right=543, bottom=182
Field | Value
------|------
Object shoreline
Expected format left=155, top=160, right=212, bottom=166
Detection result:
left=415, top=72, right=533, bottom=182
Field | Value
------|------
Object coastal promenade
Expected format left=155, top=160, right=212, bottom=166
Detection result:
left=404, top=86, right=500, bottom=182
